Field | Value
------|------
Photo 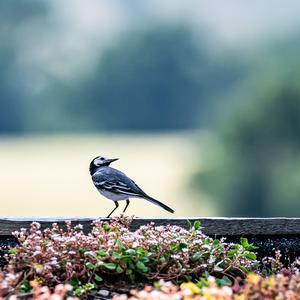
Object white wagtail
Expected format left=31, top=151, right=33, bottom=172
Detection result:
left=90, top=156, right=174, bottom=217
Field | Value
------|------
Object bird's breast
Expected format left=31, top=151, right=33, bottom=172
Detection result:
left=98, top=189, right=129, bottom=201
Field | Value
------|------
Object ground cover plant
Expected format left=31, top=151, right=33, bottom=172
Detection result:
left=0, top=216, right=299, bottom=299
left=112, top=273, right=300, bottom=300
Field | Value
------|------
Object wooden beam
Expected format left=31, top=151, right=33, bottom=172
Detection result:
left=0, top=217, right=300, bottom=236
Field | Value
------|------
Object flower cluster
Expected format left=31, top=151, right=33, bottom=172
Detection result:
left=0, top=282, right=78, bottom=300
left=131, top=222, right=257, bottom=280
left=1, top=216, right=258, bottom=297
left=112, top=273, right=300, bottom=300
left=238, top=272, right=300, bottom=299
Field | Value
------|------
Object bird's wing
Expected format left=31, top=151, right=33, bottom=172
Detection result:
left=92, top=168, right=147, bottom=198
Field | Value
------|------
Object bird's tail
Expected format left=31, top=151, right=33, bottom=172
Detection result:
left=145, top=196, right=174, bottom=213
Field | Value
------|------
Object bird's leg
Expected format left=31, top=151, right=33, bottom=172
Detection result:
left=123, top=199, right=130, bottom=213
left=107, top=201, right=119, bottom=218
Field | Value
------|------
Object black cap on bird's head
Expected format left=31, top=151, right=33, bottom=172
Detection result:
left=90, top=156, right=119, bottom=175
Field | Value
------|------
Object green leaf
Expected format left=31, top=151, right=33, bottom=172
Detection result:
left=159, top=256, right=166, bottom=263
left=243, top=252, right=257, bottom=260
left=103, top=262, right=116, bottom=270
left=117, top=240, right=126, bottom=251
left=112, top=251, right=121, bottom=259
left=79, top=248, right=87, bottom=255
left=86, top=262, right=95, bottom=270
left=212, top=239, right=220, bottom=247
left=193, top=220, right=201, bottom=230
left=240, top=237, right=249, bottom=247
left=201, top=251, right=210, bottom=259
left=246, top=244, right=258, bottom=251
left=191, top=252, right=202, bottom=261
left=20, top=280, right=32, bottom=293
left=227, top=250, right=237, bottom=258
left=240, top=237, right=257, bottom=251
left=103, top=224, right=110, bottom=232
left=204, top=238, right=211, bottom=245
left=216, top=278, right=228, bottom=287
left=136, top=261, right=148, bottom=273
left=136, top=248, right=148, bottom=256
left=187, top=219, right=193, bottom=229
left=8, top=249, right=18, bottom=255
left=116, top=265, right=124, bottom=273
left=70, top=278, right=80, bottom=288
left=178, top=242, right=188, bottom=250
left=141, top=256, right=150, bottom=263
left=172, top=242, right=187, bottom=252
left=231, top=244, right=241, bottom=250
left=74, top=288, right=83, bottom=297
left=83, top=283, right=95, bottom=291
left=125, top=249, right=136, bottom=255
left=127, top=260, right=135, bottom=269
left=97, top=250, right=107, bottom=257
left=84, top=251, right=96, bottom=258
left=94, top=274, right=103, bottom=282
left=196, top=277, right=209, bottom=288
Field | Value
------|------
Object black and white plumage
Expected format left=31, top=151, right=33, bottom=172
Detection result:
left=90, top=156, right=174, bottom=217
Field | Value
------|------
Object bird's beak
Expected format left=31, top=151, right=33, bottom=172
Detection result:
left=108, top=158, right=119, bottom=163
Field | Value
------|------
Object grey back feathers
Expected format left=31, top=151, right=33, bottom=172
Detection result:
left=92, top=167, right=145, bottom=199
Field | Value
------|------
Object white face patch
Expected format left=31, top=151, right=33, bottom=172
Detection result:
left=94, top=156, right=106, bottom=166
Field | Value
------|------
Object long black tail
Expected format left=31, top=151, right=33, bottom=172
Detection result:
left=145, top=196, right=174, bottom=213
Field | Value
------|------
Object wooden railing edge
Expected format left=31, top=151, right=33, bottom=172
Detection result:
left=1, top=217, right=300, bottom=236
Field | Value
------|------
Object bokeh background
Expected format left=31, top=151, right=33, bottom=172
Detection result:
left=1, top=1, right=300, bottom=217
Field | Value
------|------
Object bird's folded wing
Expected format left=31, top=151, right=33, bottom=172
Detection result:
left=94, top=180, right=142, bottom=197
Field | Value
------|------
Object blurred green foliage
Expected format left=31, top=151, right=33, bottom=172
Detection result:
left=0, top=1, right=48, bottom=133
left=76, top=26, right=244, bottom=131
left=25, top=26, right=244, bottom=132
left=1, top=3, right=300, bottom=216
left=0, top=4, right=245, bottom=132
left=77, top=26, right=206, bottom=131
left=194, top=34, right=300, bottom=216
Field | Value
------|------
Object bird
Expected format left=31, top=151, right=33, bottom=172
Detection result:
left=89, top=156, right=174, bottom=217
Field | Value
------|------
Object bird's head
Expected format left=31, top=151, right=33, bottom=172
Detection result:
left=90, top=156, right=119, bottom=174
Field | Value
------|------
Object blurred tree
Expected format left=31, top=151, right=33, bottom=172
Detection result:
left=0, top=50, right=22, bottom=133
left=70, top=25, right=244, bottom=131
left=194, top=65, right=300, bottom=216
left=0, top=0, right=48, bottom=133
left=0, top=13, right=245, bottom=133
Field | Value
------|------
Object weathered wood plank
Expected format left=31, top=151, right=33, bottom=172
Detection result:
left=0, top=217, right=300, bottom=236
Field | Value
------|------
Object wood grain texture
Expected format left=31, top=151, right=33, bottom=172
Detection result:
left=1, top=217, right=300, bottom=236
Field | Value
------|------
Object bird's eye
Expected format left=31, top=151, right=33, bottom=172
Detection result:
left=100, top=157, right=104, bottom=160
